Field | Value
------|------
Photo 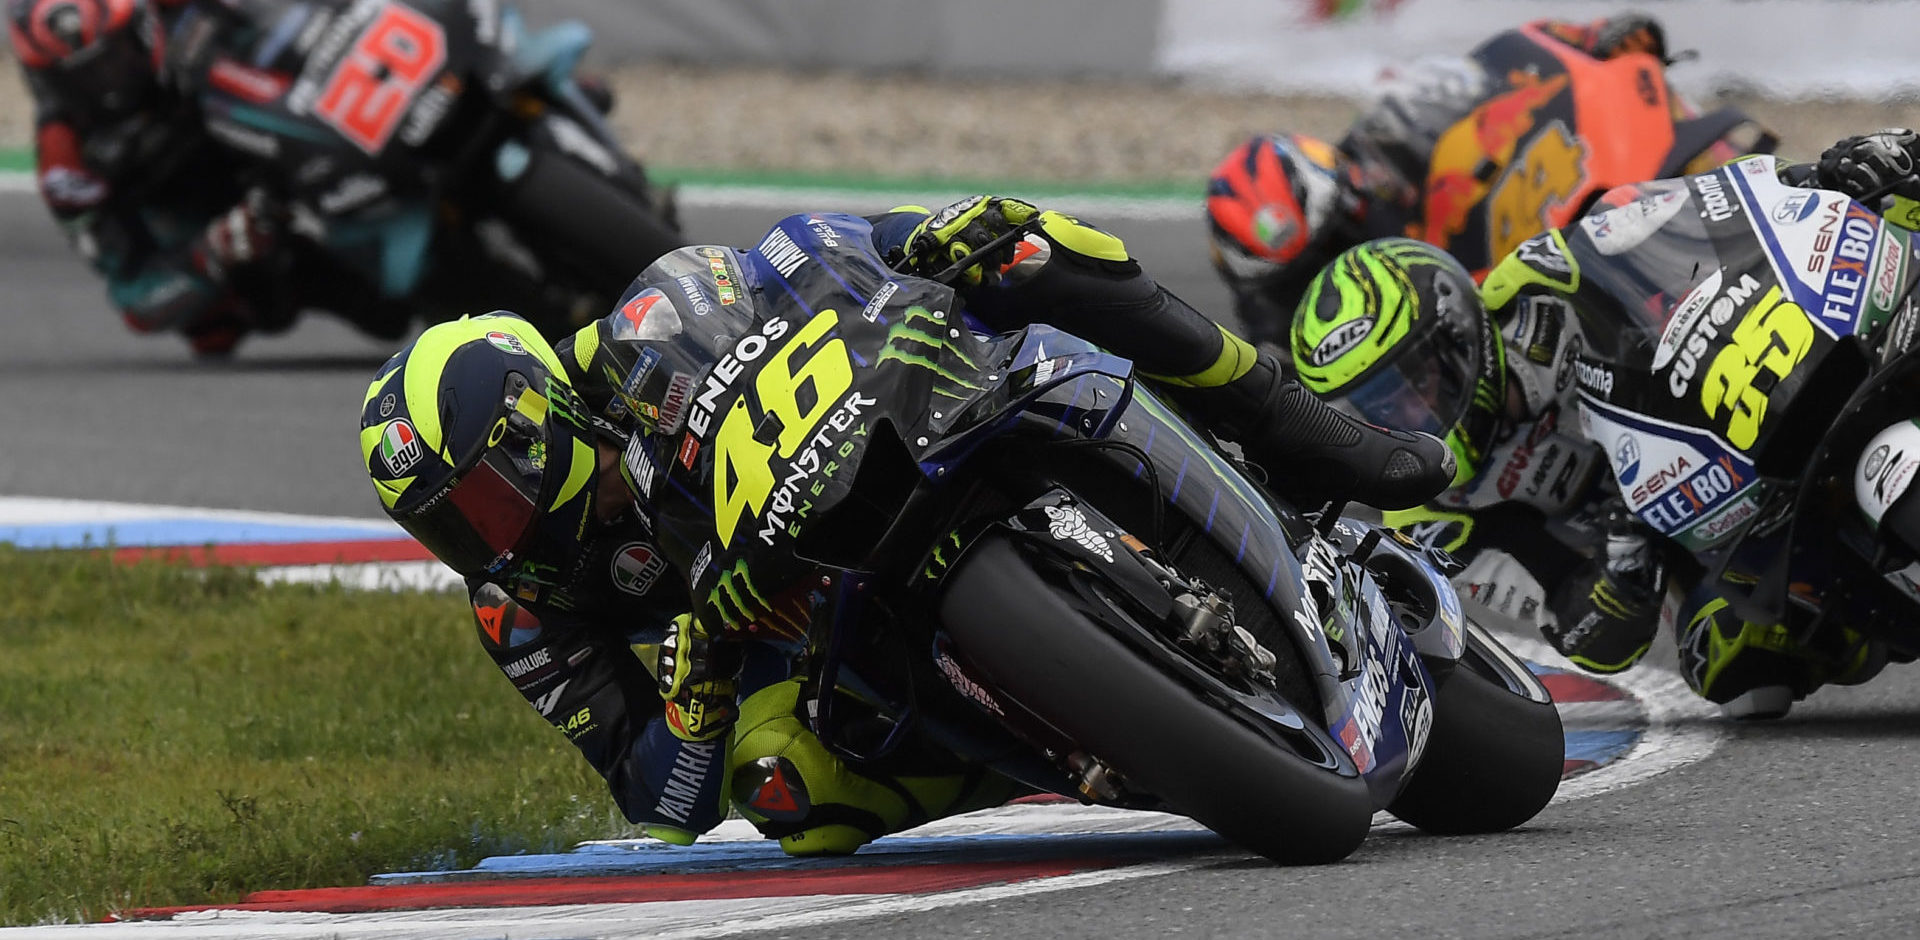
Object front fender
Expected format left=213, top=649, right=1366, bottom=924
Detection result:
left=1322, top=517, right=1467, bottom=666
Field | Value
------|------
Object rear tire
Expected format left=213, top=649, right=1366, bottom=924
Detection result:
left=1386, top=636, right=1563, bottom=835
left=940, top=535, right=1373, bottom=864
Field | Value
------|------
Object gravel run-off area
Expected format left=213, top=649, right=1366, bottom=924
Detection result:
left=0, top=59, right=1915, bottom=186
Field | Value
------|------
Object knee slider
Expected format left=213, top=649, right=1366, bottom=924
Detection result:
left=729, top=682, right=908, bottom=850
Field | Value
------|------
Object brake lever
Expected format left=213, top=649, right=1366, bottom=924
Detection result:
left=1857, top=174, right=1919, bottom=208
left=924, top=218, right=1045, bottom=286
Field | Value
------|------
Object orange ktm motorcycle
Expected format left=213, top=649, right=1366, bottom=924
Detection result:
left=1346, top=20, right=1778, bottom=279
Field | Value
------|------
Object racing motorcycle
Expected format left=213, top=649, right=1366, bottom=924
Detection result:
left=1347, top=20, right=1776, bottom=277
left=1529, top=154, right=1920, bottom=671
left=625, top=213, right=1564, bottom=863
left=183, top=0, right=682, bottom=339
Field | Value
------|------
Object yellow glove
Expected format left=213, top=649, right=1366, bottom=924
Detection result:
left=657, top=613, right=740, bottom=742
left=904, top=195, right=1137, bottom=288
left=904, top=195, right=1043, bottom=286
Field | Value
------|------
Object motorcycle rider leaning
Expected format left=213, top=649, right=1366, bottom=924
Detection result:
left=1203, top=12, right=1711, bottom=346
left=11, top=0, right=292, bottom=355
left=1298, top=131, right=1920, bottom=719
left=10, top=0, right=620, bottom=355
left=359, top=196, right=1455, bottom=853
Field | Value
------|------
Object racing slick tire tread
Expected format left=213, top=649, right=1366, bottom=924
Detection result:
left=939, top=534, right=1373, bottom=865
left=1386, top=644, right=1563, bottom=835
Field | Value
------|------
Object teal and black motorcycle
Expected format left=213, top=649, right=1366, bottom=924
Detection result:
left=188, top=0, right=682, bottom=338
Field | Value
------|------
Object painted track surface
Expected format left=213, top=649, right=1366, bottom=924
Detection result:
left=6, top=190, right=1920, bottom=938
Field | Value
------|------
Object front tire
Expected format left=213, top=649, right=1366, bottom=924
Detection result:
left=1387, top=623, right=1563, bottom=834
left=940, top=535, right=1373, bottom=864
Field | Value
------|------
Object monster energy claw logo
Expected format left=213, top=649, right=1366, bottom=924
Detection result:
left=923, top=530, right=964, bottom=580
left=706, top=558, right=769, bottom=630
left=878, top=306, right=983, bottom=397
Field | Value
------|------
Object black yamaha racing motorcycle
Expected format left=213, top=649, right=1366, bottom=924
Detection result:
left=624, top=213, right=1564, bottom=863
left=1529, top=154, right=1920, bottom=683
left=180, top=0, right=682, bottom=338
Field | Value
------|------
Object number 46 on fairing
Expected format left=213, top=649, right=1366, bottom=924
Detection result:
left=712, top=309, right=855, bottom=546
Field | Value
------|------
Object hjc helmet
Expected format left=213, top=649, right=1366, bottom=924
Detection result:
left=1206, top=133, right=1366, bottom=291
left=1291, top=237, right=1503, bottom=485
left=360, top=313, right=601, bottom=580
left=9, top=0, right=166, bottom=119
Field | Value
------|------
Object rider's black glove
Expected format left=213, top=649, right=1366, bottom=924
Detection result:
left=1540, top=501, right=1664, bottom=674
left=1816, top=129, right=1920, bottom=201
left=1589, top=13, right=1667, bottom=62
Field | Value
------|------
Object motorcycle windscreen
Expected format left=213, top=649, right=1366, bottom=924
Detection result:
left=1572, top=181, right=1731, bottom=346
left=39, top=26, right=160, bottom=119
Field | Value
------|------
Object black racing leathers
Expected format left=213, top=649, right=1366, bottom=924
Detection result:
left=869, top=208, right=1456, bottom=509
left=467, top=571, right=726, bottom=833
left=869, top=210, right=1232, bottom=379
left=453, top=316, right=728, bottom=835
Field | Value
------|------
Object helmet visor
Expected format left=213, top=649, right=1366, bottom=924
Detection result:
left=43, top=27, right=157, bottom=117
left=1340, top=339, right=1472, bottom=437
left=398, top=377, right=559, bottom=576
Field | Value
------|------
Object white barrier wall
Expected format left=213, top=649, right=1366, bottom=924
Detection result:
left=536, top=0, right=1163, bottom=75
left=1160, top=0, right=1920, bottom=99
left=536, top=0, right=1920, bottom=99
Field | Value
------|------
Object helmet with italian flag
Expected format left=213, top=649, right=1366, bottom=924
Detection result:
left=359, top=313, right=600, bottom=579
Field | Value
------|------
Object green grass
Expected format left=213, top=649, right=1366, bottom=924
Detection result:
left=0, top=547, right=636, bottom=926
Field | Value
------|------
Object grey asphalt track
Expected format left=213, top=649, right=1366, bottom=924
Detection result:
left=6, top=191, right=1920, bottom=939
left=0, top=190, right=1233, bottom=518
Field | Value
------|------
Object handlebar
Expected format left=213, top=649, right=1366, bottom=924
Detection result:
left=923, top=218, right=1045, bottom=287
left=1857, top=174, right=1920, bottom=207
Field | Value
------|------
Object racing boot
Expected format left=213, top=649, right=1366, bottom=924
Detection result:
left=1159, top=347, right=1457, bottom=511
left=891, top=195, right=1454, bottom=511
left=730, top=679, right=1020, bottom=855
left=1676, top=597, right=1889, bottom=720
